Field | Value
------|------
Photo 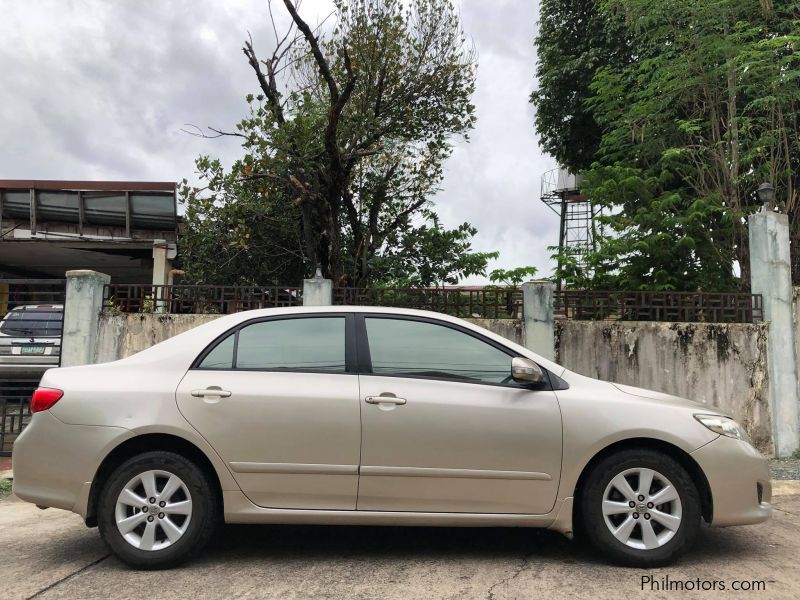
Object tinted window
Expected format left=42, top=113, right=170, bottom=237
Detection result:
left=365, top=318, right=514, bottom=384
left=38, top=191, right=79, bottom=223
left=83, top=192, right=127, bottom=226
left=197, top=333, right=235, bottom=369
left=131, top=193, right=176, bottom=230
left=0, top=309, right=63, bottom=337
left=198, top=317, right=346, bottom=372
left=0, top=190, right=31, bottom=220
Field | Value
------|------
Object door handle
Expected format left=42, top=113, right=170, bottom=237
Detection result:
left=191, top=388, right=232, bottom=398
left=365, top=395, right=407, bottom=405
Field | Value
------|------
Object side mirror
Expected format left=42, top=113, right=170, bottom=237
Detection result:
left=511, top=357, right=545, bottom=384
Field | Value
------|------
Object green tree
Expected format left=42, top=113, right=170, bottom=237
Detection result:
left=531, top=0, right=628, bottom=171
left=370, top=210, right=499, bottom=286
left=179, top=157, right=306, bottom=285
left=181, top=0, right=491, bottom=286
left=535, top=0, right=800, bottom=291
left=488, top=266, right=539, bottom=287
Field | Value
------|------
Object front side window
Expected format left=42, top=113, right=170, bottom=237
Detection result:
left=197, top=317, right=346, bottom=372
left=365, top=317, right=515, bottom=385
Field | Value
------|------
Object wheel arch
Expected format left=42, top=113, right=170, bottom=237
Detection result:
left=84, top=433, right=224, bottom=527
left=572, top=437, right=713, bottom=526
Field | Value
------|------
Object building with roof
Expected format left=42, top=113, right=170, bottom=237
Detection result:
left=0, top=180, right=178, bottom=284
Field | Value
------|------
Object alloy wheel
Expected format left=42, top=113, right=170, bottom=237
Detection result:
left=114, top=470, right=193, bottom=551
left=601, top=467, right=682, bottom=550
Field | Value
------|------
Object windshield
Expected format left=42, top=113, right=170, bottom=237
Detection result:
left=0, top=309, right=63, bottom=337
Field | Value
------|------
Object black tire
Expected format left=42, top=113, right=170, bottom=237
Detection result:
left=98, top=451, right=220, bottom=569
left=579, top=449, right=701, bottom=567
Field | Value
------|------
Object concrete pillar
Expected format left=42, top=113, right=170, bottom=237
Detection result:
left=61, top=270, right=110, bottom=367
left=749, top=209, right=800, bottom=457
left=303, top=272, right=333, bottom=306
left=522, top=281, right=555, bottom=361
left=152, top=241, right=176, bottom=313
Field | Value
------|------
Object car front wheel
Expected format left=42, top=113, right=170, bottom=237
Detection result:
left=580, top=449, right=701, bottom=567
left=97, top=451, right=219, bottom=569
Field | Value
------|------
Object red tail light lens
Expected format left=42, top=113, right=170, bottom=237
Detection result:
left=31, top=388, right=64, bottom=413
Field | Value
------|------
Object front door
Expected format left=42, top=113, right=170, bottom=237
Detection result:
left=357, top=315, right=562, bottom=514
left=176, top=314, right=361, bottom=510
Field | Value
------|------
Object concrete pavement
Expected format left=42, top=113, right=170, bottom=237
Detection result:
left=2, top=492, right=799, bottom=600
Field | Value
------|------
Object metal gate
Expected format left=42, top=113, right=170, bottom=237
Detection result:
left=0, top=380, right=36, bottom=455
left=0, top=279, right=65, bottom=455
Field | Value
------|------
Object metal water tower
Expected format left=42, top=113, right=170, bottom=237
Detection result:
left=540, top=168, right=599, bottom=286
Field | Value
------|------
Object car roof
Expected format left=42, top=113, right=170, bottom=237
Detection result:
left=100, top=305, right=564, bottom=379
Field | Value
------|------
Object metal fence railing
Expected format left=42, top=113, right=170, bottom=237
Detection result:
left=0, top=380, right=36, bottom=456
left=103, top=284, right=523, bottom=319
left=100, top=283, right=763, bottom=323
left=554, top=290, right=763, bottom=323
left=103, top=284, right=302, bottom=314
left=333, top=287, right=523, bottom=319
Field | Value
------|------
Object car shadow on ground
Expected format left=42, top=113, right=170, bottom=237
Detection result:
left=171, top=522, right=763, bottom=569
left=212, top=524, right=580, bottom=561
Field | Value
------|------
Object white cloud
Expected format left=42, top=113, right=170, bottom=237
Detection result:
left=0, top=0, right=559, bottom=281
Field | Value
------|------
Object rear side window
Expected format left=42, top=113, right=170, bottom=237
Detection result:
left=197, top=333, right=235, bottom=369
left=364, top=317, right=514, bottom=385
left=197, top=317, right=346, bottom=372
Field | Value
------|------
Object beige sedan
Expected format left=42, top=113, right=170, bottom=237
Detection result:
left=13, top=307, right=771, bottom=569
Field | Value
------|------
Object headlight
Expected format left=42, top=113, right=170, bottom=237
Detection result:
left=694, top=414, right=751, bottom=443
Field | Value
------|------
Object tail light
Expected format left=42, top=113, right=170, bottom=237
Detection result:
left=31, top=388, right=64, bottom=413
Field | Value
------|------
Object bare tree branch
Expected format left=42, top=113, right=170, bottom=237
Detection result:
left=282, top=0, right=340, bottom=102
left=243, top=29, right=294, bottom=125
left=181, top=124, right=249, bottom=139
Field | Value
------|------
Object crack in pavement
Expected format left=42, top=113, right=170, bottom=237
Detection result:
left=485, top=553, right=537, bottom=600
left=25, top=554, right=111, bottom=599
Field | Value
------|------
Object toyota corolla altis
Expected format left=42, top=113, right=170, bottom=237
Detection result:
left=12, top=307, right=771, bottom=568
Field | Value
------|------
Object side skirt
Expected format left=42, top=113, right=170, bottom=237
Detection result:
left=223, top=490, right=573, bottom=533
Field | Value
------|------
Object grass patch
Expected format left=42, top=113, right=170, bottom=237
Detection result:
left=0, top=479, right=12, bottom=497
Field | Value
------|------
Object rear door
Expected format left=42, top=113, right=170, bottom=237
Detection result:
left=176, top=313, right=361, bottom=510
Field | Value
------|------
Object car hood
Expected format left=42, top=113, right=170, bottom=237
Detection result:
left=611, top=382, right=712, bottom=412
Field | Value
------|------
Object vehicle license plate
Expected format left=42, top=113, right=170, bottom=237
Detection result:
left=20, top=346, right=46, bottom=355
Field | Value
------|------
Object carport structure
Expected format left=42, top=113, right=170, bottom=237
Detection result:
left=0, top=180, right=178, bottom=284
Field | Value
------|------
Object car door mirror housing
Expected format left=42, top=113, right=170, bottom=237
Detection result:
left=511, top=357, right=545, bottom=384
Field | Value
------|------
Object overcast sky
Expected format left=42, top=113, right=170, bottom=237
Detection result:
left=0, top=0, right=559, bottom=282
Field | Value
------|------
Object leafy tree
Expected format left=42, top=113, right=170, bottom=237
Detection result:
left=488, top=266, right=539, bottom=287
left=181, top=0, right=491, bottom=286
left=531, top=0, right=628, bottom=171
left=369, top=210, right=499, bottom=286
left=179, top=157, right=305, bottom=285
left=535, top=0, right=800, bottom=291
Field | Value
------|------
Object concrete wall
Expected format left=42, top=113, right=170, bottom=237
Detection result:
left=556, top=320, right=772, bottom=452
left=96, top=313, right=221, bottom=363
left=467, top=318, right=524, bottom=346
left=95, top=313, right=524, bottom=364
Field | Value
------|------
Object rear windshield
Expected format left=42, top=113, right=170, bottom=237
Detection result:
left=0, top=310, right=63, bottom=337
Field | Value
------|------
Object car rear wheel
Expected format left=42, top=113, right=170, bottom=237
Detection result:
left=98, top=451, right=219, bottom=569
left=580, top=449, right=701, bottom=567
